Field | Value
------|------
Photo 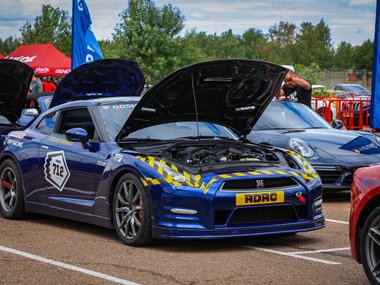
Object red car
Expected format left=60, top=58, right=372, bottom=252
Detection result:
left=350, top=164, right=380, bottom=284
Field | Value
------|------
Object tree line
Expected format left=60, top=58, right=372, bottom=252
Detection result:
left=0, top=0, right=374, bottom=85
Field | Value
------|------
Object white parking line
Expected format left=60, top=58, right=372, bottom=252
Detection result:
left=244, top=246, right=341, bottom=265
left=0, top=245, right=140, bottom=285
left=292, top=247, right=350, bottom=255
left=326, top=218, right=349, bottom=225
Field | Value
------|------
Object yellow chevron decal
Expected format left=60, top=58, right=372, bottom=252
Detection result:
left=146, top=178, right=160, bottom=185
left=171, top=164, right=178, bottom=172
left=219, top=174, right=232, bottom=179
left=140, top=178, right=148, bottom=187
left=136, top=155, right=319, bottom=189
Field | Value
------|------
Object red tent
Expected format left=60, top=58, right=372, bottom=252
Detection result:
left=0, top=53, right=4, bottom=59
left=5, top=43, right=71, bottom=76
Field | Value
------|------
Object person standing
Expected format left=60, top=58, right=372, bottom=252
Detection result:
left=29, top=72, right=43, bottom=94
left=42, top=77, right=57, bottom=92
left=278, top=71, right=312, bottom=107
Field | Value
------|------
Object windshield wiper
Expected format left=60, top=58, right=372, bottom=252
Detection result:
left=176, top=135, right=237, bottom=141
left=119, top=138, right=168, bottom=143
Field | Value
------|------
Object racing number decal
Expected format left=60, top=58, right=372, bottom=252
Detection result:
left=44, top=151, right=70, bottom=191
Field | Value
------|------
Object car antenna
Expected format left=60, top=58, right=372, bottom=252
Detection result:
left=191, top=72, right=200, bottom=140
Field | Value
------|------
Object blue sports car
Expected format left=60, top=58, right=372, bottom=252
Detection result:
left=19, top=92, right=53, bottom=126
left=248, top=101, right=380, bottom=192
left=0, top=59, right=324, bottom=246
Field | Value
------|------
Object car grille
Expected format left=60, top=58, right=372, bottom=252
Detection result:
left=342, top=174, right=353, bottom=186
left=221, top=178, right=298, bottom=191
left=315, top=169, right=341, bottom=184
left=221, top=205, right=307, bottom=226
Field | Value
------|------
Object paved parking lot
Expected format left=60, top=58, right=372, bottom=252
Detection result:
left=0, top=193, right=369, bottom=285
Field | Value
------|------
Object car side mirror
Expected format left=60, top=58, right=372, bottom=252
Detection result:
left=24, top=108, right=39, bottom=117
left=65, top=128, right=89, bottom=143
left=331, top=119, right=344, bottom=129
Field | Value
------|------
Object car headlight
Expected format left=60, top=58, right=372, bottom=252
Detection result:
left=289, top=138, right=315, bottom=158
left=161, top=164, right=187, bottom=183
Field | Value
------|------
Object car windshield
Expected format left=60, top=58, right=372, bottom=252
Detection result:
left=97, top=99, right=238, bottom=141
left=252, top=101, right=332, bottom=130
left=344, top=85, right=370, bottom=93
left=0, top=115, right=12, bottom=125
left=126, top=122, right=237, bottom=140
left=97, top=99, right=140, bottom=140
left=41, top=96, right=52, bottom=110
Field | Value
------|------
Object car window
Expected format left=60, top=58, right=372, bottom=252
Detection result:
left=0, top=115, right=12, bottom=126
left=56, top=108, right=97, bottom=140
left=127, top=122, right=237, bottom=140
left=253, top=102, right=331, bottom=130
left=41, top=97, right=52, bottom=110
left=345, top=85, right=369, bottom=93
left=36, top=112, right=58, bottom=134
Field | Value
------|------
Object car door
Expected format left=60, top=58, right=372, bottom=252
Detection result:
left=37, top=107, right=104, bottom=214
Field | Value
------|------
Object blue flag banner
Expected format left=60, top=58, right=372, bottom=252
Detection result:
left=71, top=0, right=104, bottom=69
left=371, top=0, right=380, bottom=129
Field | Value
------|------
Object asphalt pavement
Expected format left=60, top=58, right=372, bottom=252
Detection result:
left=0, top=193, right=369, bottom=285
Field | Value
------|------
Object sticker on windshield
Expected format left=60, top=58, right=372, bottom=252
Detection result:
left=44, top=151, right=70, bottom=191
left=101, top=104, right=137, bottom=111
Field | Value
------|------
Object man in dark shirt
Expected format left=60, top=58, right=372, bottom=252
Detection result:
left=278, top=71, right=312, bottom=107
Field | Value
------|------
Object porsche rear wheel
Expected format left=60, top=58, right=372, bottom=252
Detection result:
left=361, top=206, right=380, bottom=285
left=0, top=159, right=25, bottom=219
left=113, top=173, right=152, bottom=246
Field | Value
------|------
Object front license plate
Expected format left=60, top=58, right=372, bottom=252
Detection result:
left=236, top=191, right=285, bottom=206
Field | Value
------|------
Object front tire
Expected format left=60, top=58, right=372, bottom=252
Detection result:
left=112, top=173, right=152, bottom=246
left=0, top=159, right=25, bottom=219
left=361, top=206, right=380, bottom=285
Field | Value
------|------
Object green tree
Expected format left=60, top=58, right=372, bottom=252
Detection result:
left=19, top=4, right=71, bottom=56
left=212, top=29, right=244, bottom=59
left=113, top=0, right=185, bottom=84
left=294, top=19, right=334, bottom=68
left=353, top=39, right=374, bottom=70
left=267, top=21, right=297, bottom=64
left=241, top=28, right=268, bottom=59
left=334, top=42, right=355, bottom=69
left=0, top=36, right=21, bottom=55
left=98, top=39, right=118, bottom=59
left=295, top=63, right=324, bottom=84
left=179, top=30, right=213, bottom=65
left=268, top=21, right=296, bottom=49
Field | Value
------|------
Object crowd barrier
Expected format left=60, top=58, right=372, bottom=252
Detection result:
left=311, top=97, right=372, bottom=131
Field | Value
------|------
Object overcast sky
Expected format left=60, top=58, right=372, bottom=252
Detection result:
left=0, top=0, right=376, bottom=46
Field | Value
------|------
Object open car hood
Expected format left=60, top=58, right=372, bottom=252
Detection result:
left=50, top=59, right=145, bottom=108
left=0, top=59, right=34, bottom=123
left=117, top=59, right=286, bottom=140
